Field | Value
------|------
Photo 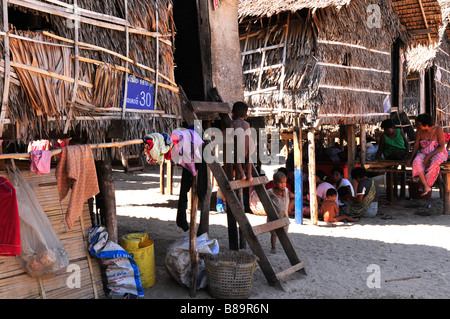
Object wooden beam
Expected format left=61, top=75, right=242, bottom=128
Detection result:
left=0, top=0, right=10, bottom=137
left=294, top=121, right=303, bottom=224
left=417, top=0, right=432, bottom=43
left=308, top=127, right=318, bottom=225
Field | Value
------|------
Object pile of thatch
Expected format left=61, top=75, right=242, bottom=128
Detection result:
left=0, top=0, right=179, bottom=150
left=239, top=0, right=409, bottom=127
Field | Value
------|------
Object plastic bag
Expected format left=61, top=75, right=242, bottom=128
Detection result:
left=7, top=167, right=69, bottom=277
left=88, top=226, right=144, bottom=298
left=165, top=233, right=219, bottom=290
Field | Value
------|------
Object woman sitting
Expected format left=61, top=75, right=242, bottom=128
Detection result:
left=406, top=113, right=448, bottom=196
left=375, top=119, right=409, bottom=160
left=330, top=167, right=354, bottom=207
left=339, top=167, right=377, bottom=219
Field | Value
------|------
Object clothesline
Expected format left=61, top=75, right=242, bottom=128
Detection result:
left=0, top=139, right=144, bottom=161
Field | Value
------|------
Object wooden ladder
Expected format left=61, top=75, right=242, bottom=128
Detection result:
left=182, top=87, right=307, bottom=289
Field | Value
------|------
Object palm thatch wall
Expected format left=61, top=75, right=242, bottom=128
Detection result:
left=434, top=28, right=450, bottom=129
left=402, top=0, right=449, bottom=127
left=239, top=0, right=409, bottom=127
left=0, top=0, right=180, bottom=157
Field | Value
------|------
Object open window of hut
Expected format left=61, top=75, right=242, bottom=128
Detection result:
left=8, top=6, right=52, bottom=31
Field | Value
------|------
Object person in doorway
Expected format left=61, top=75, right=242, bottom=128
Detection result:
left=375, top=119, right=409, bottom=160
left=407, top=113, right=448, bottom=196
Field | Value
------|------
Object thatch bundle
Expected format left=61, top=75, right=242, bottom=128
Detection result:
left=240, top=0, right=409, bottom=127
left=0, top=0, right=179, bottom=152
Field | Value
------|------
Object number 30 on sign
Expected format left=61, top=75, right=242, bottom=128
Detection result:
left=121, top=75, right=155, bottom=110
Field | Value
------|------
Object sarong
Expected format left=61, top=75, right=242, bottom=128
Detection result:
left=412, top=140, right=448, bottom=187
left=341, top=179, right=376, bottom=218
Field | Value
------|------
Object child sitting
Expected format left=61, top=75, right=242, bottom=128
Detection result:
left=267, top=171, right=294, bottom=253
left=321, top=188, right=358, bottom=227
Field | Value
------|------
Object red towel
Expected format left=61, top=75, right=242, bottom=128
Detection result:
left=0, top=177, right=21, bottom=256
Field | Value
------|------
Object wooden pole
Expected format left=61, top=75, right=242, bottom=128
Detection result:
left=443, top=173, right=450, bottom=215
left=347, top=125, right=356, bottom=175
left=308, top=127, right=318, bottom=225
left=64, top=0, right=80, bottom=134
left=96, top=149, right=118, bottom=243
left=121, top=0, right=129, bottom=119
left=360, top=124, right=366, bottom=167
left=420, top=69, right=426, bottom=114
left=189, top=175, right=199, bottom=297
left=0, top=0, right=11, bottom=137
left=160, top=161, right=165, bottom=195
left=294, top=119, right=303, bottom=224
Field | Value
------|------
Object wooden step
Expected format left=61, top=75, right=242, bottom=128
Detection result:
left=275, top=261, right=309, bottom=281
left=190, top=101, right=231, bottom=114
left=227, top=175, right=269, bottom=191
left=252, top=217, right=290, bottom=236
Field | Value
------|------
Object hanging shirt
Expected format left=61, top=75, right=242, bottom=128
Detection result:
left=55, top=145, right=100, bottom=229
left=172, top=129, right=204, bottom=176
left=0, top=177, right=21, bottom=256
left=30, top=150, right=52, bottom=175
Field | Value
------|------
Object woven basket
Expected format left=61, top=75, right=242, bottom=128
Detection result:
left=204, top=251, right=257, bottom=299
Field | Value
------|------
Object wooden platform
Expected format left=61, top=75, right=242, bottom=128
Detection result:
left=364, top=160, right=450, bottom=215
left=0, top=169, right=105, bottom=299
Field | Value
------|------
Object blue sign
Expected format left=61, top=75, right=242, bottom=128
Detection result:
left=121, top=75, right=154, bottom=110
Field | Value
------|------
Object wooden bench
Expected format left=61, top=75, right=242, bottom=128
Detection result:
left=364, top=160, right=450, bottom=215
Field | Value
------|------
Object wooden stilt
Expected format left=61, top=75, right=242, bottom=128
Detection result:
left=308, top=127, right=318, bottom=225
left=444, top=173, right=450, bottom=215
left=160, top=161, right=165, bottom=195
left=360, top=124, right=366, bottom=167
left=96, top=148, right=118, bottom=243
left=294, top=118, right=303, bottom=224
left=189, top=174, right=198, bottom=297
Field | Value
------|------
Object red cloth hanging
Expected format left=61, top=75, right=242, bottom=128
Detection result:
left=0, top=177, right=21, bottom=256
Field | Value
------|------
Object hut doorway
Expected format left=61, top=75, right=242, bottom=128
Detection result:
left=173, top=0, right=205, bottom=101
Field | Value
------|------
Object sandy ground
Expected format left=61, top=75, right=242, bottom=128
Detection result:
left=113, top=162, right=450, bottom=299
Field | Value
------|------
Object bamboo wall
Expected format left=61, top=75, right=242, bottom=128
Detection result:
left=0, top=0, right=180, bottom=151
left=0, top=168, right=104, bottom=299
left=435, top=31, right=450, bottom=129
left=239, top=0, right=408, bottom=127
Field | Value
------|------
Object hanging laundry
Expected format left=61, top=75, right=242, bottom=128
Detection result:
left=143, top=133, right=172, bottom=164
left=30, top=150, right=52, bottom=175
left=164, top=134, right=179, bottom=161
left=0, top=177, right=21, bottom=256
left=55, top=145, right=100, bottom=229
left=28, top=140, right=50, bottom=152
left=172, top=129, right=204, bottom=176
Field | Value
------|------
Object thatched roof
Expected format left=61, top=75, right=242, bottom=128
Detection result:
left=238, top=0, right=351, bottom=18
left=239, top=0, right=408, bottom=126
left=403, top=0, right=449, bottom=73
left=406, top=43, right=438, bottom=73
left=0, top=0, right=179, bottom=148
left=393, top=0, right=449, bottom=45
